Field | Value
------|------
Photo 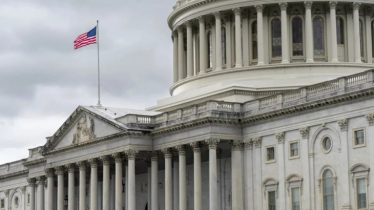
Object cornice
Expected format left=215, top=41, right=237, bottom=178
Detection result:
left=0, top=170, right=29, bottom=181
left=23, top=158, right=46, bottom=167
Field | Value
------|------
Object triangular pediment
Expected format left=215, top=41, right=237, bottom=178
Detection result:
left=41, top=106, right=127, bottom=154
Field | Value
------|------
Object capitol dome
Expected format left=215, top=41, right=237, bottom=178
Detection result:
left=151, top=0, right=374, bottom=111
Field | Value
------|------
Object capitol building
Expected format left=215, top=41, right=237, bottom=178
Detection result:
left=2, top=0, right=374, bottom=210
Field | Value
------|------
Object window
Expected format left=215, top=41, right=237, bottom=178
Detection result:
left=292, top=188, right=300, bottom=210
left=336, top=17, right=344, bottom=44
left=267, top=147, right=275, bottom=162
left=290, top=142, right=299, bottom=158
left=354, top=129, right=365, bottom=146
left=322, top=137, right=332, bottom=152
left=208, top=30, right=213, bottom=68
left=14, top=197, right=19, bottom=208
left=222, top=27, right=226, bottom=65
left=272, top=19, right=282, bottom=57
left=268, top=191, right=276, bottom=210
left=357, top=178, right=367, bottom=209
left=252, top=21, right=258, bottom=59
left=323, top=170, right=334, bottom=210
left=313, top=17, right=325, bottom=56
left=27, top=193, right=30, bottom=204
left=0, top=199, right=4, bottom=209
left=292, top=17, right=303, bottom=56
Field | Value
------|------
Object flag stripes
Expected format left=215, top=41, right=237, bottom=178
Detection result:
left=74, top=27, right=97, bottom=50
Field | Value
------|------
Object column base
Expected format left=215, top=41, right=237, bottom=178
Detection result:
left=198, top=71, right=206, bottom=75
left=355, top=59, right=362, bottom=63
left=341, top=205, right=352, bottom=210
left=306, top=59, right=314, bottom=63
left=331, top=59, right=339, bottom=63
left=369, top=202, right=374, bottom=210
left=186, top=75, right=193, bottom=78
left=235, top=64, right=243, bottom=68
left=257, top=62, right=264, bottom=66
left=215, top=67, right=223, bottom=71
left=281, top=60, right=290, bottom=64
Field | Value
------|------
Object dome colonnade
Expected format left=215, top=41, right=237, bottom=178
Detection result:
left=170, top=1, right=374, bottom=93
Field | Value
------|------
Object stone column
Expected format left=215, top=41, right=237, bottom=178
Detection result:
left=112, top=153, right=123, bottom=210
left=77, top=161, right=86, bottom=210
left=198, top=16, right=207, bottom=74
left=252, top=137, right=262, bottom=210
left=45, top=168, right=54, bottom=210
left=275, top=133, right=286, bottom=210
left=365, top=113, right=374, bottom=209
left=186, top=21, right=193, bottom=77
left=55, top=166, right=65, bottom=210
left=231, top=141, right=244, bottom=210
left=173, top=31, right=179, bottom=83
left=191, top=142, right=202, bottom=210
left=66, top=164, right=75, bottom=210
left=224, top=14, right=232, bottom=68
left=36, top=177, right=45, bottom=210
left=214, top=12, right=223, bottom=71
left=100, top=156, right=110, bottom=210
left=353, top=2, right=362, bottom=63
left=233, top=8, right=243, bottom=68
left=173, top=154, right=179, bottom=210
left=305, top=2, right=314, bottom=62
left=175, top=145, right=187, bottom=210
left=280, top=3, right=290, bottom=63
left=150, top=152, right=159, bottom=210
left=27, top=178, right=36, bottom=210
left=162, top=149, right=173, bottom=210
left=299, top=127, right=311, bottom=210
left=243, top=141, right=254, bottom=210
left=365, top=7, right=373, bottom=63
left=145, top=158, right=152, bottom=210
left=205, top=139, right=220, bottom=210
left=88, top=159, right=98, bottom=210
left=255, top=5, right=265, bottom=65
left=125, top=161, right=129, bottom=210
left=329, top=2, right=339, bottom=62
left=126, top=150, right=138, bottom=210
left=242, top=10, right=250, bottom=66
left=178, top=26, right=185, bottom=80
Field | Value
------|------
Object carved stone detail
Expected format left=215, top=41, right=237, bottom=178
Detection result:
left=72, top=114, right=96, bottom=144
left=299, top=127, right=310, bottom=139
left=149, top=151, right=159, bottom=161
left=145, top=157, right=152, bottom=167
left=255, top=5, right=264, bottom=13
left=366, top=113, right=374, bottom=126
left=304, top=1, right=313, bottom=9
left=36, top=176, right=45, bottom=185
left=125, top=150, right=138, bottom=160
left=231, top=140, right=243, bottom=151
left=27, top=178, right=36, bottom=186
left=337, top=119, right=348, bottom=131
left=252, top=137, right=262, bottom=148
left=213, top=11, right=221, bottom=19
left=205, top=138, right=220, bottom=149
left=197, top=16, right=205, bottom=24
left=352, top=2, right=361, bottom=10
left=175, top=145, right=186, bottom=155
left=112, top=153, right=123, bottom=163
left=244, top=139, right=253, bottom=150
left=329, top=1, right=338, bottom=9
left=88, top=158, right=98, bottom=168
left=45, top=168, right=54, bottom=177
left=65, top=163, right=75, bottom=173
left=55, top=166, right=65, bottom=175
left=161, top=148, right=173, bottom=158
left=190, top=141, right=202, bottom=152
left=100, top=155, right=111, bottom=165
left=275, top=132, right=285, bottom=144
left=4, top=189, right=9, bottom=196
left=233, top=8, right=241, bottom=16
left=185, top=20, right=192, bottom=28
left=279, top=2, right=288, bottom=11
left=21, top=186, right=26, bottom=194
left=76, top=161, right=87, bottom=170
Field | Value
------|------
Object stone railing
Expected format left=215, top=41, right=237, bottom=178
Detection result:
left=173, top=0, right=199, bottom=10
left=121, top=70, right=374, bottom=129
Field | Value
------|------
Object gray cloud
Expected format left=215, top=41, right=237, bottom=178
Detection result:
left=0, top=0, right=175, bottom=163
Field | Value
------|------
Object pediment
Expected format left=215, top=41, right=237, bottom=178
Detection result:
left=42, top=106, right=127, bottom=154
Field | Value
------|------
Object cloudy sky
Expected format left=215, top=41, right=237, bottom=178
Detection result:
left=0, top=0, right=175, bottom=164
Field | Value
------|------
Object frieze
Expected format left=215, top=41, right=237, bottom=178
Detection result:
left=72, top=114, right=96, bottom=145
left=23, top=158, right=46, bottom=167
left=0, top=169, right=28, bottom=181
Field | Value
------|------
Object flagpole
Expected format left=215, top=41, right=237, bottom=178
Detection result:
left=97, top=20, right=101, bottom=106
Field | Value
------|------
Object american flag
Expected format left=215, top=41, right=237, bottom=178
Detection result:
left=74, top=26, right=97, bottom=50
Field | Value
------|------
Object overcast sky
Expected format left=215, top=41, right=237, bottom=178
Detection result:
left=0, top=0, right=175, bottom=164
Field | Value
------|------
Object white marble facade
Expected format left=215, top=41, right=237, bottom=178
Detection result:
left=2, top=1, right=374, bottom=210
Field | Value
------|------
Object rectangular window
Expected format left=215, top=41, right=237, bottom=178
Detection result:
left=268, top=191, right=276, bottom=210
left=27, top=193, right=30, bottom=204
left=357, top=179, right=367, bottom=209
left=292, top=188, right=300, bottom=210
left=267, top=147, right=275, bottom=161
left=354, top=130, right=365, bottom=145
left=1, top=199, right=4, bottom=209
left=290, top=142, right=299, bottom=157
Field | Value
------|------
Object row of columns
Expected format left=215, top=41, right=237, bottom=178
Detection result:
left=172, top=2, right=366, bottom=83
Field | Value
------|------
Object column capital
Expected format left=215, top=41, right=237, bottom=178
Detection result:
left=304, top=1, right=313, bottom=9
left=21, top=186, right=26, bottom=194
left=185, top=20, right=192, bottom=28
left=190, top=141, right=202, bottom=152
left=275, top=132, right=285, bottom=144
left=55, top=166, right=65, bottom=175
left=232, top=8, right=241, bottom=16
left=161, top=148, right=173, bottom=158
left=45, top=168, right=54, bottom=177
left=352, top=2, right=361, bottom=10
left=87, top=158, right=98, bottom=168
left=27, top=178, right=36, bottom=186
left=213, top=11, right=221, bottom=19
left=241, top=9, right=250, bottom=18
left=279, top=2, right=288, bottom=11
left=255, top=5, right=264, bottom=13
left=230, top=140, right=243, bottom=151
left=223, top=13, right=232, bottom=22
left=244, top=139, right=253, bottom=150
left=76, top=161, right=87, bottom=170
left=364, top=6, right=373, bottom=15
left=177, top=26, right=184, bottom=33
left=252, top=137, right=262, bottom=148
left=205, top=138, right=220, bottom=149
left=329, top=1, right=338, bottom=9
left=337, top=118, right=348, bottom=131
left=100, top=155, right=111, bottom=165
left=366, top=113, right=374, bottom=126
left=125, top=149, right=138, bottom=160
left=4, top=189, right=9, bottom=196
left=112, top=152, right=123, bottom=163
left=149, top=151, right=159, bottom=161
left=197, top=16, right=205, bottom=24
left=299, top=127, right=310, bottom=139
left=36, top=176, right=46, bottom=185
left=65, top=163, right=75, bottom=173
left=145, top=157, right=152, bottom=167
left=175, top=145, right=186, bottom=155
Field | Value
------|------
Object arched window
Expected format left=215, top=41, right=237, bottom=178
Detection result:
left=336, top=17, right=344, bottom=44
left=207, top=30, right=213, bottom=68
left=359, top=20, right=364, bottom=57
left=272, top=18, right=282, bottom=57
left=252, top=21, right=258, bottom=59
left=222, top=26, right=227, bottom=65
left=292, top=17, right=303, bottom=56
left=313, top=17, right=325, bottom=56
left=323, top=170, right=334, bottom=210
